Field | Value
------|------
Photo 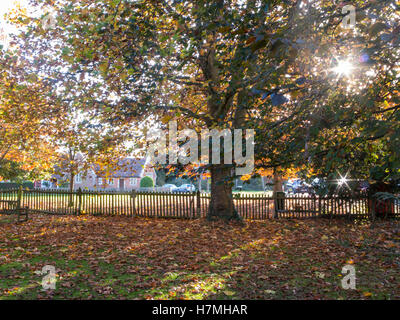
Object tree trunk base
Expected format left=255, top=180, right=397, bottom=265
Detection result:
left=205, top=165, right=244, bottom=222
left=207, top=207, right=242, bottom=222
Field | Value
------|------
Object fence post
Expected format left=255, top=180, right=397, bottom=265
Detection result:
left=196, top=190, right=201, bottom=218
left=370, top=196, right=376, bottom=221
left=77, top=188, right=82, bottom=215
left=131, top=190, right=136, bottom=217
left=318, top=195, right=322, bottom=217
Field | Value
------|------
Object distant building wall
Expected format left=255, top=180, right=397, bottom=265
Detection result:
left=49, top=162, right=157, bottom=191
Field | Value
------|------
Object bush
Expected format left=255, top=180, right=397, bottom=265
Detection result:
left=140, top=176, right=154, bottom=188
left=0, top=181, right=34, bottom=190
left=22, top=181, right=34, bottom=189
left=0, top=182, right=19, bottom=190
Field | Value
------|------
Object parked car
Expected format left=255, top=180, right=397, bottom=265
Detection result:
left=172, top=184, right=196, bottom=192
left=162, top=184, right=177, bottom=192
left=285, top=179, right=315, bottom=195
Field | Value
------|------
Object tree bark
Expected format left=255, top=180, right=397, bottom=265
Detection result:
left=273, top=171, right=284, bottom=194
left=272, top=170, right=285, bottom=218
left=207, top=165, right=241, bottom=221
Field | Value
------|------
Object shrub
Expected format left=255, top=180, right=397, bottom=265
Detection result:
left=22, top=181, right=34, bottom=189
left=0, top=181, right=34, bottom=190
left=140, top=176, right=154, bottom=188
left=0, top=182, right=19, bottom=190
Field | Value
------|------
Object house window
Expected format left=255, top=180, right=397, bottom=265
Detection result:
left=98, top=178, right=103, bottom=185
left=130, top=178, right=137, bottom=186
left=75, top=174, right=82, bottom=184
left=108, top=178, right=114, bottom=185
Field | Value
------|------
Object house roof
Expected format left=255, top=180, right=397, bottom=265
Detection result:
left=52, top=157, right=149, bottom=180
left=93, top=158, right=148, bottom=178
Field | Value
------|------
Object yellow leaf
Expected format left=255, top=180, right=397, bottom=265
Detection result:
left=161, top=115, right=172, bottom=124
left=223, top=290, right=235, bottom=296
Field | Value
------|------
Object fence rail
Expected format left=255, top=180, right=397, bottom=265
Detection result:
left=0, top=188, right=399, bottom=220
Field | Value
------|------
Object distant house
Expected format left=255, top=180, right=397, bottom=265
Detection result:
left=37, top=157, right=157, bottom=191
left=88, top=158, right=157, bottom=191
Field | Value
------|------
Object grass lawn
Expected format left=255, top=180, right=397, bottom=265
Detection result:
left=0, top=214, right=399, bottom=300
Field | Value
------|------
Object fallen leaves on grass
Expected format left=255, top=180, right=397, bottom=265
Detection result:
left=0, top=214, right=399, bottom=300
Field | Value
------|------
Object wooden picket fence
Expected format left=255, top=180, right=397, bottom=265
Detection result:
left=0, top=188, right=399, bottom=220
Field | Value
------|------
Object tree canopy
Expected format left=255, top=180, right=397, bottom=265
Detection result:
left=3, top=0, right=400, bottom=218
left=0, top=51, right=66, bottom=180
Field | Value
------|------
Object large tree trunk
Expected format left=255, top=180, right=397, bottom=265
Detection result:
left=272, top=170, right=284, bottom=218
left=273, top=171, right=284, bottom=194
left=207, top=165, right=241, bottom=221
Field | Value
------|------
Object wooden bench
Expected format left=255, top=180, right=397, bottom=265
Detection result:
left=0, top=200, right=29, bottom=222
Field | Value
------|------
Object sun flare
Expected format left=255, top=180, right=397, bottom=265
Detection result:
left=332, top=59, right=354, bottom=77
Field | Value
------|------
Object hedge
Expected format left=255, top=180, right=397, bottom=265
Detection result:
left=140, top=176, right=154, bottom=188
left=0, top=181, right=34, bottom=190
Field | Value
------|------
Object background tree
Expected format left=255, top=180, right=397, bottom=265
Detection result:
left=0, top=160, right=25, bottom=182
left=0, top=51, right=65, bottom=180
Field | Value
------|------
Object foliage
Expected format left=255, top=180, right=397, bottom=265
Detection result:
left=0, top=51, right=65, bottom=179
left=374, top=192, right=400, bottom=202
left=140, top=176, right=154, bottom=188
left=0, top=160, right=26, bottom=181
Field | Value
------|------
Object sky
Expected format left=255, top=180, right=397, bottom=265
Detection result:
left=0, top=0, right=29, bottom=47
left=0, top=0, right=19, bottom=17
